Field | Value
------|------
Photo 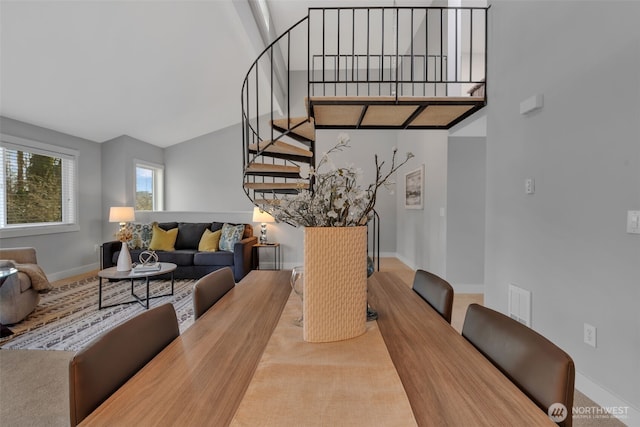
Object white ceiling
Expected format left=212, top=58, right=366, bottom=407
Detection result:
left=0, top=0, right=484, bottom=148
left=1, top=0, right=262, bottom=147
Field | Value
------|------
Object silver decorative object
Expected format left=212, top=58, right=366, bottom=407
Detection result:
left=138, top=250, right=159, bottom=266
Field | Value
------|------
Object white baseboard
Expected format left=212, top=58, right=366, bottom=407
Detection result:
left=576, top=371, right=640, bottom=425
left=47, top=262, right=99, bottom=282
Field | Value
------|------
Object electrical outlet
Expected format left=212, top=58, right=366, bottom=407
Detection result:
left=584, top=323, right=597, bottom=348
left=94, top=244, right=100, bottom=253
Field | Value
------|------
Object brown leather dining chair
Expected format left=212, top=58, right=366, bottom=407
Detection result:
left=68, top=303, right=179, bottom=426
left=412, top=269, right=454, bottom=323
left=192, top=267, right=235, bottom=320
left=462, top=303, right=575, bottom=427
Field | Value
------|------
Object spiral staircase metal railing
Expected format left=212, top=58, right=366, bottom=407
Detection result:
left=241, top=6, right=488, bottom=265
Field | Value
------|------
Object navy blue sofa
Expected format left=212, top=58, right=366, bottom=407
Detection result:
left=101, top=222, right=257, bottom=282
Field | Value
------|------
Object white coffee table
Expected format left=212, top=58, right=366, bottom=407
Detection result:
left=98, top=262, right=177, bottom=310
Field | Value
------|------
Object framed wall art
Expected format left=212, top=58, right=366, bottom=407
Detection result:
left=404, top=165, right=424, bottom=209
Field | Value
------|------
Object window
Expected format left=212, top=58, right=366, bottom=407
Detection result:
left=0, top=134, right=78, bottom=237
left=135, top=160, right=164, bottom=211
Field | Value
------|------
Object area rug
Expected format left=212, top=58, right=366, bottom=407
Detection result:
left=0, top=276, right=196, bottom=351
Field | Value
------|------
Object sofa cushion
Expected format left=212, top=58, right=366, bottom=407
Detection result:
left=127, top=222, right=154, bottom=250
left=175, top=222, right=210, bottom=250
left=198, top=229, right=221, bottom=252
left=149, top=224, right=178, bottom=251
left=219, top=223, right=245, bottom=251
left=211, top=222, right=252, bottom=238
left=129, top=249, right=195, bottom=267
left=157, top=250, right=195, bottom=266
left=193, top=251, right=234, bottom=267
left=157, top=222, right=178, bottom=231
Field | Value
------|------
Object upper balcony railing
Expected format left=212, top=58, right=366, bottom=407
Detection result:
left=240, top=6, right=488, bottom=194
left=307, top=6, right=487, bottom=100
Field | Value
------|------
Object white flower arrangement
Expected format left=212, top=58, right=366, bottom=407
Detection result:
left=261, top=133, right=414, bottom=227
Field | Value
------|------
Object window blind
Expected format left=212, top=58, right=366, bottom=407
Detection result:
left=0, top=135, right=78, bottom=229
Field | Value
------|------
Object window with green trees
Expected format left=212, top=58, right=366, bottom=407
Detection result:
left=135, top=161, right=163, bottom=211
left=1, top=135, right=77, bottom=231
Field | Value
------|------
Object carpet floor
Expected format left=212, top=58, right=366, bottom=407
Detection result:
left=0, top=275, right=196, bottom=351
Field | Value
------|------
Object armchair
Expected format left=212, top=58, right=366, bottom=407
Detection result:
left=0, top=247, right=42, bottom=324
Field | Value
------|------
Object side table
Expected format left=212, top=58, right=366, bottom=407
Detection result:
left=252, top=243, right=281, bottom=270
left=0, top=267, right=19, bottom=337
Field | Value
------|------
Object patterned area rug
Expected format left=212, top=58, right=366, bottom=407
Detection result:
left=0, top=276, right=196, bottom=351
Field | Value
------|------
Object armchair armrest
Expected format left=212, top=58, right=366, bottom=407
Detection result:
left=232, top=236, right=258, bottom=281
left=0, top=247, right=37, bottom=264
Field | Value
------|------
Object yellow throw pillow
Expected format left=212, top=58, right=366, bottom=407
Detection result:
left=198, top=229, right=222, bottom=252
left=148, top=224, right=178, bottom=251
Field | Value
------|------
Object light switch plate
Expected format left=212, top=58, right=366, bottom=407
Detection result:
left=525, top=178, right=535, bottom=195
left=627, top=211, right=640, bottom=234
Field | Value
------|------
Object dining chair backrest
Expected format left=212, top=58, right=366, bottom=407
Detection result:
left=68, top=303, right=179, bottom=426
left=412, top=269, right=454, bottom=323
left=462, top=303, right=575, bottom=427
left=193, top=267, right=235, bottom=320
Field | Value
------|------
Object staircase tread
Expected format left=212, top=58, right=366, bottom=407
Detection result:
left=246, top=163, right=301, bottom=173
left=271, top=117, right=316, bottom=142
left=244, top=182, right=310, bottom=190
left=249, top=140, right=313, bottom=158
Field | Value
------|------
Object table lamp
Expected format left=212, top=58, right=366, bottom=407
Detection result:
left=109, top=206, right=135, bottom=232
left=109, top=206, right=135, bottom=271
left=252, top=207, right=275, bottom=244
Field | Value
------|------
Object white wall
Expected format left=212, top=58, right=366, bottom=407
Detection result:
left=487, top=0, right=640, bottom=417
left=447, top=136, right=485, bottom=291
left=396, top=130, right=449, bottom=277
left=0, top=117, right=103, bottom=280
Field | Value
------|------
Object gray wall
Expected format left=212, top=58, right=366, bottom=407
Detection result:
left=164, top=123, right=252, bottom=212
left=446, top=136, right=485, bottom=290
left=315, top=129, right=401, bottom=257
left=396, top=130, right=448, bottom=277
left=487, top=0, right=640, bottom=414
left=161, top=124, right=403, bottom=268
left=0, top=116, right=103, bottom=280
left=101, top=135, right=164, bottom=241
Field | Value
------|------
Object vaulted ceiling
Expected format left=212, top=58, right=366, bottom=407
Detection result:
left=1, top=0, right=481, bottom=148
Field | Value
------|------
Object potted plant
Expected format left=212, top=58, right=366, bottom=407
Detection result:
left=262, top=134, right=413, bottom=342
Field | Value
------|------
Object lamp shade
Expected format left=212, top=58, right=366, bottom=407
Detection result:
left=109, top=206, right=135, bottom=223
left=252, top=207, right=274, bottom=223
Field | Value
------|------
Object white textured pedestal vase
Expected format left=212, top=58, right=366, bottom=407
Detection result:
left=303, top=226, right=367, bottom=343
left=116, top=242, right=132, bottom=272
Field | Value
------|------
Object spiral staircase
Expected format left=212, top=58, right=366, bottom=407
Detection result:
left=242, top=6, right=487, bottom=212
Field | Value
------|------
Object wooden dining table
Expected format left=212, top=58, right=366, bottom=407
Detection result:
left=81, top=270, right=554, bottom=426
